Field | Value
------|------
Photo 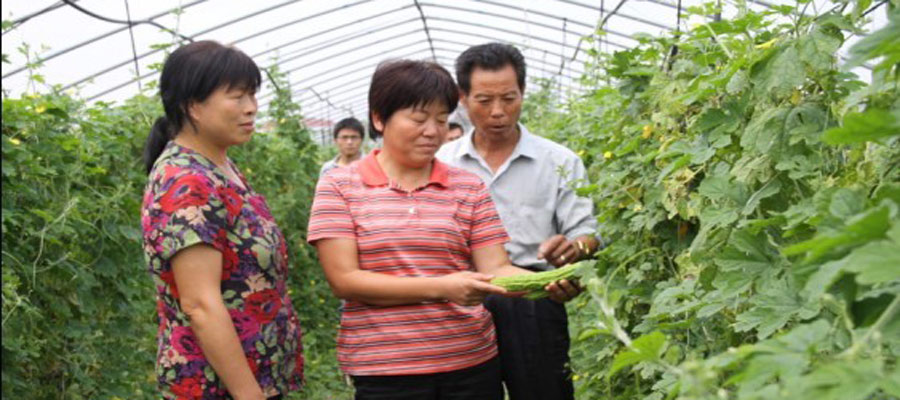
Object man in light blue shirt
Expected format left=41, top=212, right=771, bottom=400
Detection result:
left=437, top=43, right=599, bottom=400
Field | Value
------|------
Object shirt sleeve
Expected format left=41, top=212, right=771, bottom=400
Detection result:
left=153, top=171, right=229, bottom=261
left=556, top=156, right=599, bottom=241
left=307, top=171, right=356, bottom=243
left=469, top=181, right=510, bottom=249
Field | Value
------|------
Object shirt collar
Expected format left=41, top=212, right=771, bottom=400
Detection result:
left=457, top=123, right=538, bottom=161
left=358, top=149, right=450, bottom=188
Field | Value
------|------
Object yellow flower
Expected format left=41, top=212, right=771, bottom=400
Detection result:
left=577, top=149, right=586, bottom=158
left=642, top=125, right=653, bottom=139
left=9, top=138, right=21, bottom=145
left=35, top=105, right=46, bottom=114
left=790, top=89, right=802, bottom=106
left=634, top=204, right=643, bottom=212
left=755, top=38, right=777, bottom=50
left=603, top=151, right=613, bottom=159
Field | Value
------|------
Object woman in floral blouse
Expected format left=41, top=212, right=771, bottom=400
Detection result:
left=141, top=41, right=303, bottom=400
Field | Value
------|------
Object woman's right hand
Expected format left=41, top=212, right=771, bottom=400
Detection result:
left=440, top=271, right=508, bottom=306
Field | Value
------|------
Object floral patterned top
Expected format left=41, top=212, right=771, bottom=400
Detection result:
left=141, top=142, right=303, bottom=399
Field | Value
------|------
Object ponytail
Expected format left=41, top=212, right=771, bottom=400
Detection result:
left=143, top=40, right=261, bottom=175
left=143, top=117, right=172, bottom=174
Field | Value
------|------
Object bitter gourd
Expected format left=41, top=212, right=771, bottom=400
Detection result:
left=492, top=262, right=582, bottom=300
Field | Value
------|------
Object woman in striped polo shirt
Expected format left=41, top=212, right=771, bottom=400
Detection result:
left=307, top=60, right=580, bottom=399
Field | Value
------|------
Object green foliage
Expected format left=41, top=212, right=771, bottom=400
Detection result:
left=522, top=3, right=900, bottom=399
left=1, top=65, right=350, bottom=398
left=2, top=92, right=160, bottom=398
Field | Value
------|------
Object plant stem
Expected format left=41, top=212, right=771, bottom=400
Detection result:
left=841, top=295, right=900, bottom=357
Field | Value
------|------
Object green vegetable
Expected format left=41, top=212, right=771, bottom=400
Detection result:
left=493, top=262, right=582, bottom=299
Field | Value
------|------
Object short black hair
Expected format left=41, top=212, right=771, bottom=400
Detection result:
left=332, top=117, right=365, bottom=139
left=455, top=42, right=526, bottom=94
left=448, top=122, right=463, bottom=131
left=368, top=59, right=458, bottom=138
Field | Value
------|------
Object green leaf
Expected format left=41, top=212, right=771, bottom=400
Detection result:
left=828, top=188, right=866, bottom=219
left=770, top=319, right=831, bottom=352
left=742, top=179, right=781, bottom=215
left=802, top=259, right=845, bottom=302
left=823, top=109, right=900, bottom=145
left=790, top=359, right=882, bottom=400
left=608, top=331, right=668, bottom=377
left=843, top=10, right=900, bottom=72
left=798, top=26, right=843, bottom=72
left=742, top=106, right=789, bottom=154
left=842, top=240, right=900, bottom=285
left=882, top=366, right=900, bottom=397
left=715, top=229, right=774, bottom=273
left=726, top=69, right=749, bottom=94
left=734, top=278, right=808, bottom=339
left=783, top=204, right=894, bottom=263
left=698, top=174, right=747, bottom=204
left=757, top=45, right=805, bottom=97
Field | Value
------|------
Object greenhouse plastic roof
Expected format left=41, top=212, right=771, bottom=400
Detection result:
left=1, top=0, right=888, bottom=128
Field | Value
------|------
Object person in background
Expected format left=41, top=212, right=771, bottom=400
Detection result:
left=320, top=117, right=365, bottom=176
left=141, top=40, right=303, bottom=400
left=307, top=59, right=580, bottom=400
left=446, top=121, right=465, bottom=142
left=436, top=42, right=600, bottom=400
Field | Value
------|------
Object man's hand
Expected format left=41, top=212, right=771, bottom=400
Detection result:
left=537, top=235, right=579, bottom=268
left=545, top=279, right=582, bottom=303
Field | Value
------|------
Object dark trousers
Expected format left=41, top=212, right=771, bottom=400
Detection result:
left=485, top=295, right=575, bottom=400
left=351, top=357, right=502, bottom=400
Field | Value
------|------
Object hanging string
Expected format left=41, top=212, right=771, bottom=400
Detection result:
left=123, top=0, right=141, bottom=92
left=664, top=0, right=682, bottom=72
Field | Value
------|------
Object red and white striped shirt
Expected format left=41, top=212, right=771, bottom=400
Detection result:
left=307, top=150, right=509, bottom=376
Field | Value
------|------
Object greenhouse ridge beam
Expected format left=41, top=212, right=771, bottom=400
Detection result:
left=432, top=37, right=589, bottom=75
left=295, top=52, right=584, bottom=121
left=45, top=0, right=653, bottom=102
left=81, top=0, right=383, bottom=101
left=2, top=0, right=208, bottom=79
left=428, top=26, right=626, bottom=58
left=64, top=0, right=308, bottom=93
left=61, top=0, right=193, bottom=42
left=413, top=0, right=437, bottom=62
left=261, top=20, right=422, bottom=73
left=276, top=28, right=425, bottom=78
left=4, top=0, right=75, bottom=34
left=87, top=24, right=422, bottom=102
left=269, top=15, right=610, bottom=104
left=427, top=16, right=583, bottom=52
left=290, top=46, right=583, bottom=109
left=419, top=2, right=638, bottom=46
left=259, top=46, right=432, bottom=103
left=284, top=34, right=591, bottom=111
left=288, top=45, right=436, bottom=103
left=251, top=5, right=416, bottom=61
left=558, top=0, right=676, bottom=31
left=268, top=29, right=595, bottom=105
left=258, top=46, right=433, bottom=103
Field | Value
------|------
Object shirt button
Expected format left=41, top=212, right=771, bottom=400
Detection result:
left=409, top=207, right=416, bottom=214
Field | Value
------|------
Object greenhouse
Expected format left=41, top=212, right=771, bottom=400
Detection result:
left=2, top=0, right=898, bottom=399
